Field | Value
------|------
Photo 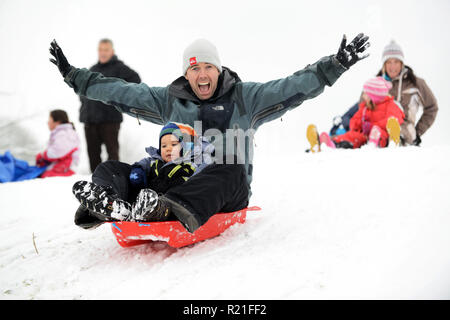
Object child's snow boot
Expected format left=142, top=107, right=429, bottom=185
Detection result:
left=131, top=189, right=200, bottom=233
left=306, top=124, right=321, bottom=153
left=131, top=188, right=171, bottom=222
left=368, top=125, right=382, bottom=147
left=386, top=117, right=401, bottom=146
left=319, top=132, right=336, bottom=149
left=74, top=204, right=104, bottom=230
left=72, top=181, right=132, bottom=221
left=335, top=141, right=353, bottom=149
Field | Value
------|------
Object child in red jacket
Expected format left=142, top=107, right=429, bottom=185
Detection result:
left=320, top=77, right=405, bottom=149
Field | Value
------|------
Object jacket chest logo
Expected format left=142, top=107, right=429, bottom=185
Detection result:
left=212, top=105, right=224, bottom=111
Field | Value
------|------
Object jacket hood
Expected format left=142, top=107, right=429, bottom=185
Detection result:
left=52, top=123, right=75, bottom=133
left=377, top=65, right=414, bottom=82
left=144, top=146, right=163, bottom=161
left=168, top=66, right=242, bottom=103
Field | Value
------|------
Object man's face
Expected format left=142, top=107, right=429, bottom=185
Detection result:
left=384, top=58, right=403, bottom=79
left=98, top=42, right=114, bottom=64
left=185, top=62, right=221, bottom=100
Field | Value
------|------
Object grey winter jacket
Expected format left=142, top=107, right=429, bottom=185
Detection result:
left=64, top=55, right=347, bottom=186
left=79, top=55, right=141, bottom=124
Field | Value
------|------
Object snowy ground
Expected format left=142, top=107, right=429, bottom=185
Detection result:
left=1, top=0, right=450, bottom=300
left=1, top=145, right=450, bottom=299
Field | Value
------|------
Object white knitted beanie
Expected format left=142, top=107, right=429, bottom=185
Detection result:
left=182, top=39, right=222, bottom=75
left=382, top=40, right=404, bottom=64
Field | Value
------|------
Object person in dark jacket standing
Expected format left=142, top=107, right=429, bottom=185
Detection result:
left=81, top=39, right=141, bottom=172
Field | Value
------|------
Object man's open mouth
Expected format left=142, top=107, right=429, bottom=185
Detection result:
left=198, top=82, right=211, bottom=94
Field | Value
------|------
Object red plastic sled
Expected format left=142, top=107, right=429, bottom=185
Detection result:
left=110, top=206, right=261, bottom=248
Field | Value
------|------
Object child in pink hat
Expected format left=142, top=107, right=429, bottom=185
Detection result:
left=363, top=77, right=392, bottom=104
left=321, top=77, right=405, bottom=149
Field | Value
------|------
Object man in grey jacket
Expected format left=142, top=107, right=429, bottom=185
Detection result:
left=50, top=34, right=370, bottom=233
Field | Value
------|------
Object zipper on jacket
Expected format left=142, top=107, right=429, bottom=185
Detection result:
left=136, top=113, right=141, bottom=125
left=250, top=104, right=284, bottom=129
left=154, top=159, right=159, bottom=176
left=130, top=108, right=162, bottom=123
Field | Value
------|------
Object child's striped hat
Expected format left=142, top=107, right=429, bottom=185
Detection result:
left=363, top=77, right=393, bottom=104
left=159, top=122, right=197, bottom=150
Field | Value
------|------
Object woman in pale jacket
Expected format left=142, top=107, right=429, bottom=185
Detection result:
left=36, top=109, right=80, bottom=178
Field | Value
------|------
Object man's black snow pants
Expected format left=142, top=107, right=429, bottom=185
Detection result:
left=92, top=160, right=250, bottom=227
left=84, top=123, right=121, bottom=173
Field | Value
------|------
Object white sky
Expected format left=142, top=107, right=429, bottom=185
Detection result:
left=0, top=0, right=449, bottom=151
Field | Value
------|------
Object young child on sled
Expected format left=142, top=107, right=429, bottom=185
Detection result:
left=307, top=77, right=405, bottom=151
left=72, top=122, right=213, bottom=229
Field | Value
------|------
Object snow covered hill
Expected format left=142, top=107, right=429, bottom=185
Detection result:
left=1, top=0, right=450, bottom=300
left=1, top=145, right=449, bottom=299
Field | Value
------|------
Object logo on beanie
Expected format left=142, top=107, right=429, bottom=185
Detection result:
left=189, top=57, right=197, bottom=66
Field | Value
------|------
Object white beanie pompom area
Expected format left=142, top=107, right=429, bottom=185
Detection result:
left=182, top=39, right=222, bottom=75
left=382, top=39, right=404, bottom=64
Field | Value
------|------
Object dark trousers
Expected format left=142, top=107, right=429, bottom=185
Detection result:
left=92, top=160, right=140, bottom=203
left=91, top=160, right=250, bottom=227
left=84, top=123, right=120, bottom=173
left=165, top=163, right=249, bottom=226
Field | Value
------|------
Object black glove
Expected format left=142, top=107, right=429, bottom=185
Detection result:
left=412, top=134, right=422, bottom=146
left=335, top=33, right=370, bottom=69
left=49, top=40, right=72, bottom=77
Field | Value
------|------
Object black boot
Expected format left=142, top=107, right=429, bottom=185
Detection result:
left=72, top=180, right=132, bottom=221
left=132, top=189, right=201, bottom=233
left=131, top=189, right=171, bottom=222
left=74, top=204, right=104, bottom=229
left=164, top=197, right=201, bottom=233
left=335, top=141, right=354, bottom=149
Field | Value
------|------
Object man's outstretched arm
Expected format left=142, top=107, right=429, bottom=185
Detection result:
left=239, top=34, right=370, bottom=129
left=49, top=40, right=168, bottom=125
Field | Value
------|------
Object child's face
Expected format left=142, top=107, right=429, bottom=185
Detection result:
left=160, top=134, right=182, bottom=162
left=362, top=92, right=371, bottom=104
left=362, top=92, right=377, bottom=110
left=47, top=116, right=58, bottom=131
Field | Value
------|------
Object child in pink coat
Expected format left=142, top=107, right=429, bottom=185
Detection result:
left=36, top=110, right=80, bottom=178
left=317, top=77, right=405, bottom=150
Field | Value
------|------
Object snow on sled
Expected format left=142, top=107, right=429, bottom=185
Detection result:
left=110, top=206, right=261, bottom=248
